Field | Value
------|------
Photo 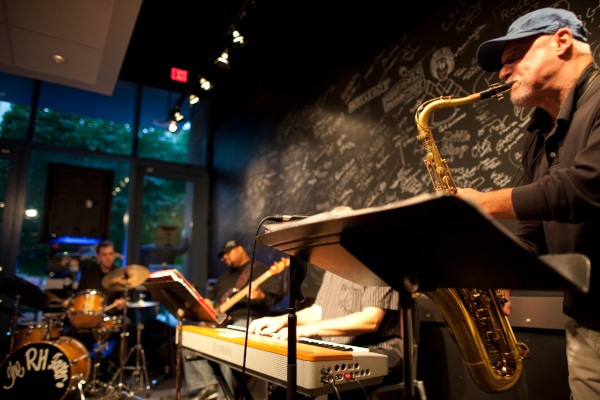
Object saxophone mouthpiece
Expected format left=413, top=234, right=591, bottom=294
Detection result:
left=479, top=82, right=513, bottom=100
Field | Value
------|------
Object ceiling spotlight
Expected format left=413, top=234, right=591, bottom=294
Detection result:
left=50, top=54, right=67, bottom=64
left=189, top=93, right=200, bottom=105
left=232, top=30, right=245, bottom=46
left=174, top=110, right=184, bottom=122
left=215, top=50, right=230, bottom=68
left=168, top=120, right=178, bottom=133
left=199, top=77, right=212, bottom=91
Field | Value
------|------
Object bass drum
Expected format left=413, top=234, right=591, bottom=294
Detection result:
left=0, top=336, right=91, bottom=400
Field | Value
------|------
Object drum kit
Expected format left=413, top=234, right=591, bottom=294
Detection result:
left=0, top=265, right=159, bottom=400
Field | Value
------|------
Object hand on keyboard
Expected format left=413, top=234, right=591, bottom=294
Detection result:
left=271, top=325, right=319, bottom=340
left=248, top=315, right=287, bottom=336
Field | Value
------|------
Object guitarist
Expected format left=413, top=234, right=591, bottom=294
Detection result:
left=210, top=240, right=284, bottom=323
left=182, top=239, right=284, bottom=400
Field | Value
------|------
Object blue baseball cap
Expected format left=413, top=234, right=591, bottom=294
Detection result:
left=477, top=8, right=589, bottom=72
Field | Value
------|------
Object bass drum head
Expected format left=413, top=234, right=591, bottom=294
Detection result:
left=0, top=337, right=90, bottom=400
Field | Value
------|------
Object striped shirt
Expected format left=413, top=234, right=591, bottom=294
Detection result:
left=315, top=271, right=402, bottom=355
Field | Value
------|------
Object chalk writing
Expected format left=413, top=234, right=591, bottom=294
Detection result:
left=222, top=0, right=597, bottom=252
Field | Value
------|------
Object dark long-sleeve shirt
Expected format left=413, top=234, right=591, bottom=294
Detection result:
left=210, top=260, right=283, bottom=322
left=512, top=64, right=600, bottom=324
left=77, top=262, right=124, bottom=315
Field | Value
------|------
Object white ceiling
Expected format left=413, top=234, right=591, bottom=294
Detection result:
left=0, top=0, right=142, bottom=96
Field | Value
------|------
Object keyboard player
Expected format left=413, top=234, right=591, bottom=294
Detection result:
left=249, top=270, right=403, bottom=399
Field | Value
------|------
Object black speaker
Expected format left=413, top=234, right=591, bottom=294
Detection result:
left=41, top=163, right=114, bottom=244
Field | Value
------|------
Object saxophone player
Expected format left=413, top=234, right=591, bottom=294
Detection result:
left=458, top=8, right=600, bottom=400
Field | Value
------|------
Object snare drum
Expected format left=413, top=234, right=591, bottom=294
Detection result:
left=13, top=321, right=63, bottom=348
left=67, top=289, right=106, bottom=328
left=0, top=336, right=91, bottom=400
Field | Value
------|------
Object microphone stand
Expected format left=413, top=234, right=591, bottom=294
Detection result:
left=175, top=308, right=184, bottom=400
left=286, top=256, right=306, bottom=400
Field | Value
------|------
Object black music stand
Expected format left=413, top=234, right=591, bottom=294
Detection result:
left=257, top=193, right=591, bottom=400
left=144, top=269, right=228, bottom=399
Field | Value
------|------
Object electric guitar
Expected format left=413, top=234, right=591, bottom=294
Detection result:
left=215, top=257, right=290, bottom=314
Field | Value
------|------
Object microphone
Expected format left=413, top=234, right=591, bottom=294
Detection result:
left=266, top=214, right=311, bottom=222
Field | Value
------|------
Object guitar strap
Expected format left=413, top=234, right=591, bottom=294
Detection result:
left=233, top=261, right=254, bottom=291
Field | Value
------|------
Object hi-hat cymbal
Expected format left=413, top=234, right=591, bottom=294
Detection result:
left=0, top=272, right=48, bottom=309
left=102, top=264, right=149, bottom=291
left=128, top=299, right=159, bottom=308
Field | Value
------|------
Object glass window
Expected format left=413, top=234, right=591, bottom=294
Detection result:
left=139, top=175, right=190, bottom=272
left=33, top=81, right=136, bottom=155
left=17, top=149, right=131, bottom=277
left=0, top=71, right=34, bottom=140
left=138, top=86, right=191, bottom=163
left=0, top=157, right=9, bottom=226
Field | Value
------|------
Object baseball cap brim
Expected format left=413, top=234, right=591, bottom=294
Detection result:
left=476, top=30, right=543, bottom=72
left=218, top=240, right=240, bottom=257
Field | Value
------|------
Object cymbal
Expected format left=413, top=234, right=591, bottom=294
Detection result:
left=0, top=294, right=16, bottom=314
left=128, top=299, right=159, bottom=308
left=0, top=272, right=48, bottom=309
left=102, top=264, right=149, bottom=291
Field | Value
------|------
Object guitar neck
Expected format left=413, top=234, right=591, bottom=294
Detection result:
left=216, top=271, right=272, bottom=314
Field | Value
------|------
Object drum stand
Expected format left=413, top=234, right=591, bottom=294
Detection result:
left=107, top=291, right=151, bottom=396
left=85, top=316, right=122, bottom=395
left=120, top=321, right=151, bottom=394
left=85, top=335, right=112, bottom=395
left=106, top=292, right=134, bottom=397
left=8, top=294, right=22, bottom=352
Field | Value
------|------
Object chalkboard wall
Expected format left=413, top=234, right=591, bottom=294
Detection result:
left=211, top=0, right=598, bottom=264
left=209, top=1, right=598, bottom=396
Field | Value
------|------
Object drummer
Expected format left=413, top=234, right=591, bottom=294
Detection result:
left=77, top=240, right=127, bottom=312
left=67, top=240, right=132, bottom=375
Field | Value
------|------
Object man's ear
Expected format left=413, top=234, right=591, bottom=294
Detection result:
left=554, top=27, right=573, bottom=56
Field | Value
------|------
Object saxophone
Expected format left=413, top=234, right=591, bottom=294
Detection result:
left=415, top=82, right=531, bottom=393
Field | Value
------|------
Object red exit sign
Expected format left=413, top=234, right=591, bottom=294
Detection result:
left=170, top=67, right=188, bottom=83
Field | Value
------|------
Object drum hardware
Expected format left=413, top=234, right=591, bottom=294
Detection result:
left=119, top=320, right=151, bottom=394
left=84, top=338, right=112, bottom=395
left=101, top=264, right=150, bottom=396
left=84, top=340, right=118, bottom=395
left=128, top=299, right=160, bottom=309
left=82, top=315, right=123, bottom=396
left=124, top=296, right=157, bottom=393
left=0, top=272, right=49, bottom=309
left=0, top=273, right=48, bottom=352
left=105, top=292, right=135, bottom=397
